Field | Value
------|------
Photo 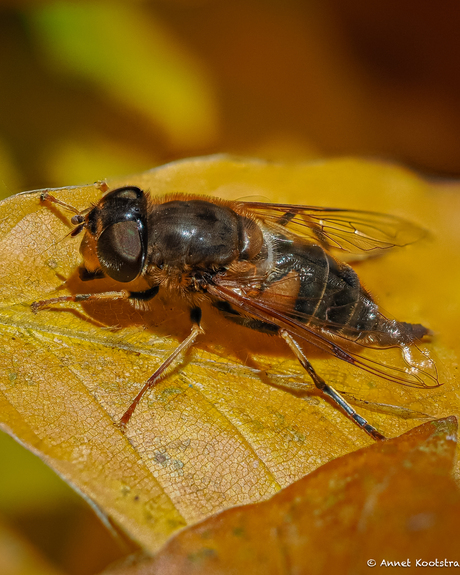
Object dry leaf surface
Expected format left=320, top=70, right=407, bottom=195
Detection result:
left=109, top=418, right=459, bottom=575
left=0, top=156, right=458, bottom=550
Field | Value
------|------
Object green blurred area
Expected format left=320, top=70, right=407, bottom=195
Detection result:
left=1, top=1, right=460, bottom=573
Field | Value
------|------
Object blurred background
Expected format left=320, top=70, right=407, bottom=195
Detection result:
left=1, top=1, right=460, bottom=573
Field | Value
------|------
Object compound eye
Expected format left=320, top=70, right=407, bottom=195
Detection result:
left=97, top=220, right=144, bottom=282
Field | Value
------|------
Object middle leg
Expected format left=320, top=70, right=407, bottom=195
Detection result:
left=118, top=307, right=204, bottom=430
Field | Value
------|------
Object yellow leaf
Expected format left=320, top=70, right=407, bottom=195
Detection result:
left=0, top=156, right=457, bottom=551
left=109, top=418, right=460, bottom=575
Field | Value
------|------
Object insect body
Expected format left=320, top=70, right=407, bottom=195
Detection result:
left=33, top=186, right=439, bottom=440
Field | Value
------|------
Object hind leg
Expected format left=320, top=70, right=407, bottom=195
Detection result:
left=280, top=330, right=386, bottom=441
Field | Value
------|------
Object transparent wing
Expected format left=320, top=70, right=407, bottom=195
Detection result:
left=242, top=201, right=427, bottom=258
left=207, top=281, right=439, bottom=389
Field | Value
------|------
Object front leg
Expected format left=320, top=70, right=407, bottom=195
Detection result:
left=31, top=285, right=160, bottom=312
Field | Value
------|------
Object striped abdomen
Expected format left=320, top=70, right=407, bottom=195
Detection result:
left=262, top=237, right=428, bottom=346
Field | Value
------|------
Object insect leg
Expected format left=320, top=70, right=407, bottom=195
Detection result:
left=31, top=285, right=160, bottom=312
left=119, top=307, right=204, bottom=430
left=279, top=329, right=386, bottom=441
left=39, top=192, right=81, bottom=215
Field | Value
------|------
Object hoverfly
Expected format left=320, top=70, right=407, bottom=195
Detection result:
left=32, top=186, right=439, bottom=440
